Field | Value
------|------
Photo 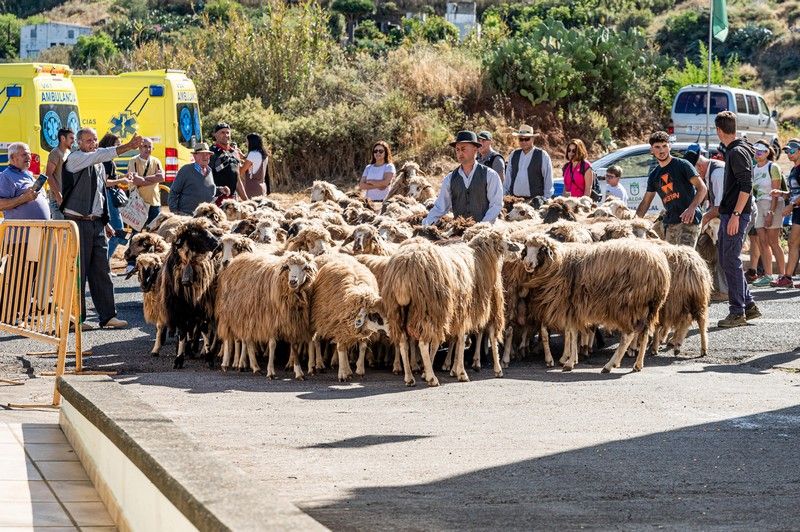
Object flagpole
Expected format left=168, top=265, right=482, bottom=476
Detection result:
left=706, top=0, right=713, bottom=151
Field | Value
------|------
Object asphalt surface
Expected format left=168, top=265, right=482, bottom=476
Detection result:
left=2, top=275, right=800, bottom=530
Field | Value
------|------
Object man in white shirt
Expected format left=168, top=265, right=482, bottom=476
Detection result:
left=63, top=128, right=142, bottom=329
left=504, top=124, right=554, bottom=199
left=423, top=131, right=503, bottom=226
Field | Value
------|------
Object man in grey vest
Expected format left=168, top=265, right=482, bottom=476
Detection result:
left=476, top=131, right=506, bottom=178
left=423, top=131, right=503, bottom=226
left=692, top=147, right=729, bottom=299
left=504, top=124, right=554, bottom=199
left=62, top=128, right=142, bottom=329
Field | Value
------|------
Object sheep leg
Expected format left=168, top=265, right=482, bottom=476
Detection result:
left=392, top=344, right=402, bottom=375
left=650, top=327, right=664, bottom=356
left=399, top=336, right=415, bottom=386
left=314, top=339, right=325, bottom=372
left=698, top=310, right=709, bottom=358
left=602, top=332, right=636, bottom=373
left=307, top=341, right=316, bottom=375
left=452, top=335, right=469, bottom=382
left=292, top=344, right=305, bottom=381
left=488, top=325, right=503, bottom=378
left=266, top=338, right=278, bottom=380
left=337, top=344, right=352, bottom=382
left=246, top=341, right=261, bottom=374
left=418, top=340, right=439, bottom=387
left=502, top=325, right=513, bottom=368
left=562, top=329, right=577, bottom=371
left=541, top=325, right=554, bottom=367
left=410, top=342, right=420, bottom=373
left=233, top=340, right=242, bottom=369
left=328, top=342, right=338, bottom=368
left=472, top=330, right=483, bottom=371
left=151, top=324, right=163, bottom=357
left=356, top=341, right=367, bottom=377
left=633, top=329, right=651, bottom=372
left=518, top=329, right=529, bottom=358
left=174, top=333, right=186, bottom=369
left=626, top=332, right=640, bottom=357
left=221, top=340, right=233, bottom=372
left=237, top=341, right=249, bottom=372
left=671, top=321, right=691, bottom=356
left=442, top=341, right=454, bottom=372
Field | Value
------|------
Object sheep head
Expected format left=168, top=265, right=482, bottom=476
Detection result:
left=507, top=202, right=540, bottom=222
left=193, top=202, right=227, bottom=227
left=377, top=220, right=412, bottom=243
left=354, top=295, right=387, bottom=335
left=351, top=224, right=382, bottom=254
left=251, top=220, right=286, bottom=244
left=407, top=177, right=432, bottom=201
left=124, top=232, right=168, bottom=262
left=310, top=181, right=341, bottom=203
left=173, top=220, right=220, bottom=255
left=288, top=225, right=333, bottom=256
left=522, top=234, right=558, bottom=274
left=133, top=253, right=163, bottom=292
left=220, top=234, right=254, bottom=267
left=702, top=218, right=721, bottom=245
left=280, top=251, right=317, bottom=290
left=468, top=228, right=522, bottom=261
left=231, top=217, right=259, bottom=235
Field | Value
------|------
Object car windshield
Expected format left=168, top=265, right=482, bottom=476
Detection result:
left=675, top=91, right=730, bottom=114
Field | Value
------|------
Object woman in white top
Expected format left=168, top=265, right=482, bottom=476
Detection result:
left=239, top=133, right=269, bottom=199
left=359, top=141, right=395, bottom=202
left=750, top=142, right=786, bottom=286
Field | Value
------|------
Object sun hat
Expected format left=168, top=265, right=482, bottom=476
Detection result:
left=192, top=142, right=213, bottom=154
left=477, top=131, right=493, bottom=141
left=753, top=140, right=770, bottom=152
left=449, top=130, right=482, bottom=147
left=511, top=124, right=535, bottom=137
left=783, top=139, right=800, bottom=153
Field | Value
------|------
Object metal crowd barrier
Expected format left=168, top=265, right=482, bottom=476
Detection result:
left=0, top=219, right=83, bottom=406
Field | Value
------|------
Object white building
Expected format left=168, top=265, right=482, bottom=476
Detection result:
left=446, top=2, right=479, bottom=40
left=20, top=22, right=92, bottom=59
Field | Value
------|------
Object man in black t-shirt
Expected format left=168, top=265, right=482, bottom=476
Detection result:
left=635, top=131, right=707, bottom=247
left=209, top=122, right=244, bottom=204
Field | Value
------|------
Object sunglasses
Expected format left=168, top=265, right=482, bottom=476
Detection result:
left=566, top=148, right=576, bottom=153
left=373, top=148, right=385, bottom=153
left=518, top=137, right=532, bottom=142
left=787, top=148, right=799, bottom=155
left=754, top=149, right=768, bottom=155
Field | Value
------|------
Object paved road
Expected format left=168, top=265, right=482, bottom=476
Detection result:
left=2, top=276, right=800, bottom=530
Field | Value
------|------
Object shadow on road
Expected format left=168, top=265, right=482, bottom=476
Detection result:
left=301, top=405, right=800, bottom=530
left=300, top=434, right=431, bottom=449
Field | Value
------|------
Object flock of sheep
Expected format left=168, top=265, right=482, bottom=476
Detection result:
left=124, top=162, right=714, bottom=386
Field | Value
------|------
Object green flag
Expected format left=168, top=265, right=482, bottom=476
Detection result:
left=712, top=0, right=728, bottom=42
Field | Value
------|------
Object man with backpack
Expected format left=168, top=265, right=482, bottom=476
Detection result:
left=504, top=124, right=554, bottom=199
left=476, top=131, right=506, bottom=179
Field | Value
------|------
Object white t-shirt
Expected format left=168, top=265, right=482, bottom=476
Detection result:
left=246, top=151, right=264, bottom=176
left=362, top=163, right=396, bottom=201
left=603, top=183, right=628, bottom=203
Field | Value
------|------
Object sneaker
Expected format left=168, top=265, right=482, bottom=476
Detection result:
left=710, top=291, right=729, bottom=302
left=69, top=322, right=96, bottom=332
left=745, top=303, right=762, bottom=320
left=100, top=317, right=128, bottom=329
left=718, top=313, right=747, bottom=328
left=752, top=275, right=773, bottom=287
left=745, top=269, right=758, bottom=283
left=770, top=275, right=793, bottom=288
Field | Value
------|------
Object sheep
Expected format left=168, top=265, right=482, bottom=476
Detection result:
left=603, top=198, right=635, bottom=219
left=220, top=199, right=256, bottom=221
left=311, top=254, right=387, bottom=381
left=406, top=176, right=436, bottom=204
left=521, top=234, right=670, bottom=373
left=215, top=251, right=317, bottom=380
left=148, top=212, right=192, bottom=243
left=381, top=229, right=520, bottom=386
left=123, top=232, right=170, bottom=264
left=129, top=253, right=168, bottom=356
left=384, top=161, right=421, bottom=201
left=540, top=201, right=578, bottom=223
left=285, top=225, right=335, bottom=256
left=507, top=202, right=543, bottom=223
left=696, top=218, right=721, bottom=290
left=375, top=218, right=413, bottom=243
left=544, top=220, right=594, bottom=244
left=193, top=202, right=229, bottom=229
left=230, top=217, right=259, bottom=236
left=250, top=219, right=287, bottom=245
left=346, top=224, right=398, bottom=255
left=162, top=219, right=222, bottom=369
left=310, top=180, right=348, bottom=203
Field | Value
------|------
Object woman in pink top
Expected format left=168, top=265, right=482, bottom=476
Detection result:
left=562, top=138, right=594, bottom=198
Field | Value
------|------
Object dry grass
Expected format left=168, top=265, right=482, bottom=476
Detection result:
left=42, top=0, right=115, bottom=26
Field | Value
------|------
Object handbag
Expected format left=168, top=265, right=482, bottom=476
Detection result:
left=108, top=187, right=129, bottom=208
left=119, top=189, right=149, bottom=231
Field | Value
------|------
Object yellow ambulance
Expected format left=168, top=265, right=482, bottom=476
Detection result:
left=73, top=69, right=203, bottom=183
left=0, top=63, right=80, bottom=176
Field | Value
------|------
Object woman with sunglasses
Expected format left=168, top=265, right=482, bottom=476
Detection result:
left=771, top=139, right=800, bottom=287
left=562, top=139, right=594, bottom=198
left=749, top=142, right=785, bottom=287
left=359, top=141, right=395, bottom=202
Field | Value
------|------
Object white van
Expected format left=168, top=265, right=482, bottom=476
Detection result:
left=670, top=84, right=779, bottom=151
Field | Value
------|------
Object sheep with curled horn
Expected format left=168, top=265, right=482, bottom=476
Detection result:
left=383, top=161, right=422, bottom=201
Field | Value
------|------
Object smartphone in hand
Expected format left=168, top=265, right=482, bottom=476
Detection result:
left=31, top=174, right=47, bottom=192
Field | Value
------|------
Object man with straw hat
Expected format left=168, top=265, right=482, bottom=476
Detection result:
left=423, top=130, right=503, bottom=226
left=505, top=124, right=554, bottom=199
left=168, top=143, right=231, bottom=216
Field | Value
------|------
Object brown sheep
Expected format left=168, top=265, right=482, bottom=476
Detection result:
left=148, top=212, right=192, bottom=243
left=128, top=253, right=168, bottom=356
left=310, top=181, right=348, bottom=203
left=406, top=176, right=436, bottom=204
left=544, top=220, right=594, bottom=244
left=345, top=224, right=398, bottom=255
left=285, top=225, right=335, bottom=256
left=123, top=232, right=170, bottom=264
left=521, top=234, right=670, bottom=372
left=230, top=217, right=259, bottom=236
left=215, top=251, right=318, bottom=380
left=311, top=254, right=386, bottom=381
left=193, top=202, right=229, bottom=229
left=383, top=161, right=421, bottom=201
left=220, top=199, right=256, bottom=221
left=381, top=230, right=520, bottom=386
left=375, top=218, right=413, bottom=243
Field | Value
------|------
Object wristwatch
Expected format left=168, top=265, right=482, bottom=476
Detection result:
left=733, top=210, right=741, bottom=216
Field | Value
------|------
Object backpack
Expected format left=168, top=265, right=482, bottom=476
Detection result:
left=768, top=162, right=788, bottom=192
left=564, top=160, right=602, bottom=201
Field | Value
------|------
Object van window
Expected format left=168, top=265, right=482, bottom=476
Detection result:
left=674, top=91, right=729, bottom=114
left=758, top=97, right=770, bottom=116
left=176, top=103, right=203, bottom=148
left=735, top=94, right=747, bottom=113
left=39, top=104, right=80, bottom=151
left=745, top=95, right=759, bottom=115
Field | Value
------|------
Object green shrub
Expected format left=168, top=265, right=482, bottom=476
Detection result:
left=71, top=32, right=119, bottom=69
left=618, top=9, right=653, bottom=32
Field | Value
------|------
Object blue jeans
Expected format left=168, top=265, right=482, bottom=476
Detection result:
left=718, top=213, right=754, bottom=316
left=48, top=199, right=64, bottom=220
left=126, top=205, right=162, bottom=265
left=106, top=188, right=127, bottom=260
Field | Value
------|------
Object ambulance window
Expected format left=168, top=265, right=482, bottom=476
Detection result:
left=39, top=104, right=80, bottom=151
left=176, top=103, right=202, bottom=148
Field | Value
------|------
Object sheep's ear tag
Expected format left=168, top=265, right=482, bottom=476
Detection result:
left=354, top=308, right=366, bottom=329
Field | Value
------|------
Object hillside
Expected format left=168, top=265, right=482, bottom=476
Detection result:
left=4, top=0, right=800, bottom=185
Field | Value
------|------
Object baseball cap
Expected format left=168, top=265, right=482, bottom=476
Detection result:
left=783, top=139, right=800, bottom=152
left=477, top=131, right=493, bottom=141
left=214, top=122, right=231, bottom=133
left=684, top=143, right=701, bottom=166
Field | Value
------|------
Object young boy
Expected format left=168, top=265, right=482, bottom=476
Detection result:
left=603, top=165, right=628, bottom=203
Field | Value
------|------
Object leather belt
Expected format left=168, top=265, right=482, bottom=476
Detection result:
left=65, top=214, right=102, bottom=221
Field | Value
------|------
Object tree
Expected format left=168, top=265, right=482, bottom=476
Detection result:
left=70, top=32, right=119, bottom=69
left=332, top=0, right=375, bottom=44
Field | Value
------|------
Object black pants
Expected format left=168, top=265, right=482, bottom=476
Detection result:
left=76, top=219, right=116, bottom=323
